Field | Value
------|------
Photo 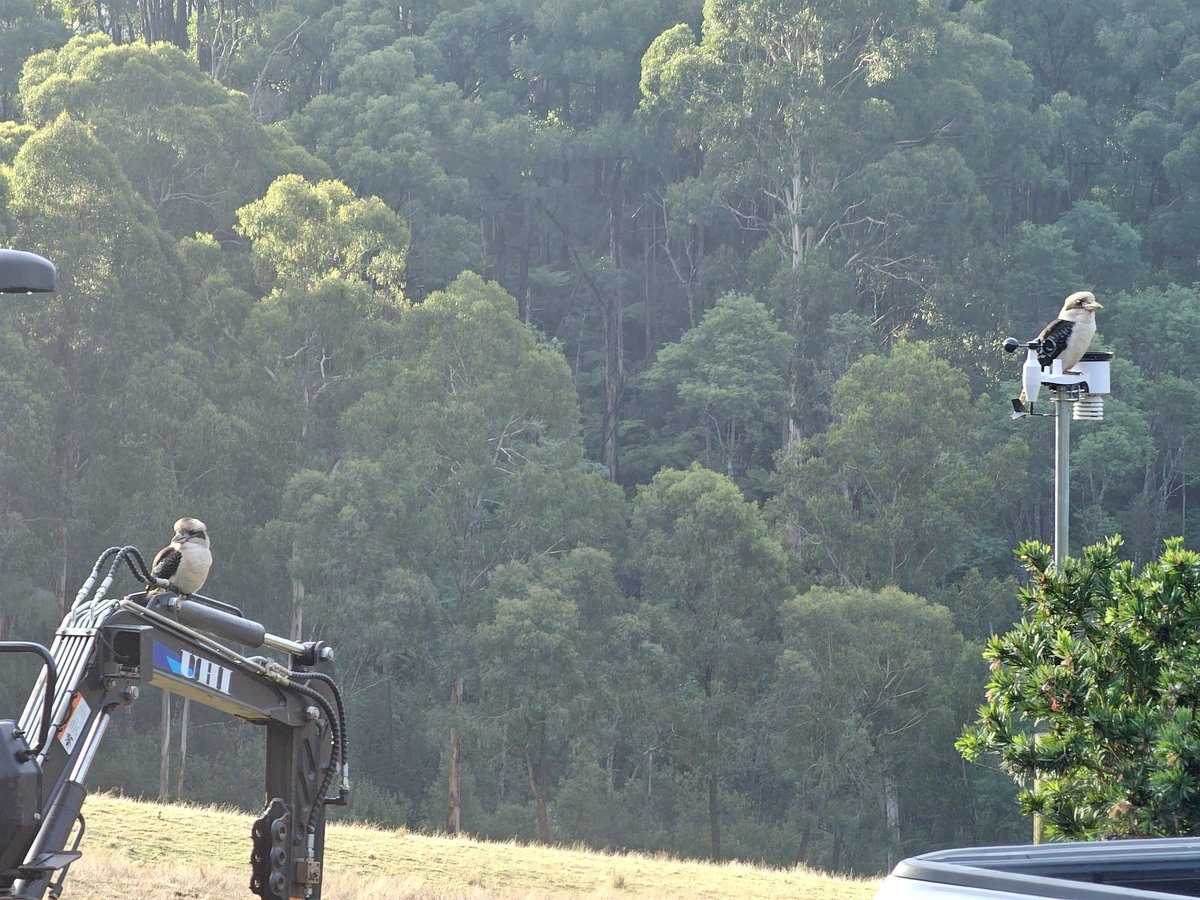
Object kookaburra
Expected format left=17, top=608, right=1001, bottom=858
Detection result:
left=1019, top=291, right=1103, bottom=404
left=148, top=517, right=212, bottom=596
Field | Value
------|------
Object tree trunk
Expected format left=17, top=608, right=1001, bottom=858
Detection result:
left=158, top=693, right=171, bottom=802
left=785, top=262, right=804, bottom=448
left=54, top=426, right=77, bottom=612
left=602, top=159, right=626, bottom=483
left=643, top=166, right=656, bottom=355
left=524, top=742, right=550, bottom=843
left=961, top=759, right=979, bottom=844
left=708, top=771, right=721, bottom=860
left=783, top=159, right=806, bottom=448
left=446, top=675, right=463, bottom=835
left=518, top=199, right=532, bottom=324
left=496, top=733, right=506, bottom=807
left=56, top=517, right=69, bottom=613
left=797, top=819, right=812, bottom=862
left=289, top=540, right=305, bottom=641
left=174, top=0, right=189, bottom=48
left=175, top=697, right=190, bottom=799
left=884, top=775, right=901, bottom=870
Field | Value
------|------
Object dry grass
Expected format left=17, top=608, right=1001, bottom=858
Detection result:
left=58, top=793, right=880, bottom=899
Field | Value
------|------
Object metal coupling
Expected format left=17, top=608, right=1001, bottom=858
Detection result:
left=262, top=659, right=293, bottom=686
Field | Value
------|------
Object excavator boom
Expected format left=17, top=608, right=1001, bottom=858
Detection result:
left=0, top=546, right=348, bottom=899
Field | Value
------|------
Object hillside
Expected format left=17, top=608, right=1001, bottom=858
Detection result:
left=56, top=794, right=880, bottom=899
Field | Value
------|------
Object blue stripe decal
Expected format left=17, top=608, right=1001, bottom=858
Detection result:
left=153, top=640, right=183, bottom=675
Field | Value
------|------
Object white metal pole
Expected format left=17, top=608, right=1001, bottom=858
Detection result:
left=1054, top=388, right=1071, bottom=569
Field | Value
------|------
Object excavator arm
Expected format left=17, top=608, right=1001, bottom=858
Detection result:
left=0, top=546, right=349, bottom=900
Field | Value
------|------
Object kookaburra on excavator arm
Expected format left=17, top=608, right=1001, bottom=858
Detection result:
left=0, top=545, right=350, bottom=900
left=0, top=252, right=349, bottom=900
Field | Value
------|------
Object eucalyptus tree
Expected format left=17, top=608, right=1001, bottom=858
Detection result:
left=0, top=0, right=66, bottom=120
left=1077, top=285, right=1200, bottom=559
left=765, top=585, right=970, bottom=872
left=2, top=113, right=272, bottom=794
left=641, top=0, right=935, bottom=273
left=1101, top=22, right=1200, bottom=284
left=962, top=0, right=1114, bottom=105
left=0, top=324, right=57, bottom=632
left=472, top=570, right=589, bottom=843
left=286, top=272, right=624, bottom=833
left=1055, top=201, right=1143, bottom=295
left=965, top=0, right=1200, bottom=282
left=7, top=113, right=190, bottom=607
left=285, top=0, right=694, bottom=482
left=772, top=342, right=1027, bottom=595
left=19, top=35, right=327, bottom=238
left=628, top=464, right=790, bottom=859
left=234, top=174, right=409, bottom=636
left=636, top=291, right=790, bottom=481
left=285, top=42, right=514, bottom=295
left=639, top=1, right=1010, bottom=442
left=469, top=546, right=675, bottom=846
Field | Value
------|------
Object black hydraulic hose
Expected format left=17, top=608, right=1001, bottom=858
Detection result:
left=0, top=642, right=57, bottom=759
left=288, top=670, right=348, bottom=775
left=118, top=545, right=153, bottom=584
left=284, top=675, right=344, bottom=820
left=101, top=555, right=124, bottom=589
left=71, top=548, right=120, bottom=610
left=72, top=546, right=155, bottom=611
left=307, top=689, right=340, bottom=813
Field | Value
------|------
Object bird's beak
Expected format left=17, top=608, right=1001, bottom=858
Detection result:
left=1086, top=299, right=1103, bottom=311
left=173, top=533, right=189, bottom=543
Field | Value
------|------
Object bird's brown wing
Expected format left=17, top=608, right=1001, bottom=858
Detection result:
left=1035, top=318, right=1074, bottom=368
left=150, top=545, right=182, bottom=582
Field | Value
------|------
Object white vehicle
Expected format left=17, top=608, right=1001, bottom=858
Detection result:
left=878, top=838, right=1200, bottom=899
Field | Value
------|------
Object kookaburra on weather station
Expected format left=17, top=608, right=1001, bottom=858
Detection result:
left=1004, top=291, right=1113, bottom=577
left=1013, top=290, right=1103, bottom=414
left=147, top=516, right=212, bottom=596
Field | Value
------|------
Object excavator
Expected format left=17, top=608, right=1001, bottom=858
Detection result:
left=0, top=250, right=349, bottom=899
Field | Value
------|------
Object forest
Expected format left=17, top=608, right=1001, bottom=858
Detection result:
left=0, top=0, right=1197, bottom=878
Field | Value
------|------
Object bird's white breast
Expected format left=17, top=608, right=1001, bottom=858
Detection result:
left=172, top=543, right=212, bottom=595
left=1060, top=316, right=1096, bottom=371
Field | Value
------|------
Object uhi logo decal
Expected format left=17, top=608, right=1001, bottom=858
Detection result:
left=153, top=641, right=233, bottom=695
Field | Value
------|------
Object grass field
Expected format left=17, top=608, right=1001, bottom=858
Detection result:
left=57, top=793, right=881, bottom=899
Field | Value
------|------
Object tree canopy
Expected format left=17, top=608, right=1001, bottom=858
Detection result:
left=2, top=0, right=1200, bottom=876
left=959, top=537, right=1200, bottom=840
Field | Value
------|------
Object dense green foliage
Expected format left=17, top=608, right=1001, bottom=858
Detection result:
left=959, top=537, right=1200, bottom=840
left=0, top=0, right=1198, bottom=876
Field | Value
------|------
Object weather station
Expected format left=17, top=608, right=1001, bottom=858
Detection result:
left=1003, top=292, right=1114, bottom=570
